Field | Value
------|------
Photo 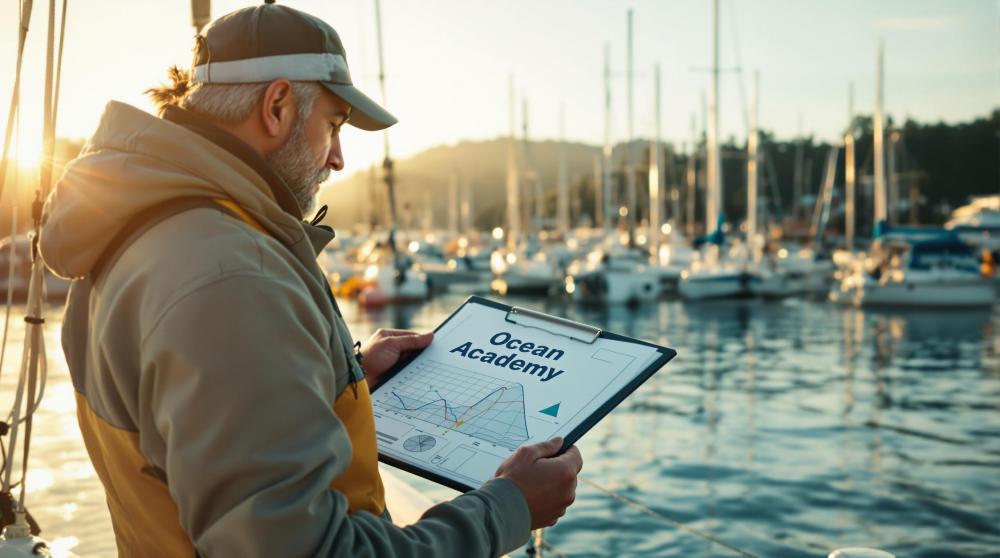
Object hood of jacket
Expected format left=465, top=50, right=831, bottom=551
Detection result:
left=40, top=101, right=315, bottom=279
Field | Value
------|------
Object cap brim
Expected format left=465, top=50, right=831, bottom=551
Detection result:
left=322, top=82, right=397, bottom=131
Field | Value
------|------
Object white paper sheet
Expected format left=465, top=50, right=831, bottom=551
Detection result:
left=373, top=300, right=664, bottom=490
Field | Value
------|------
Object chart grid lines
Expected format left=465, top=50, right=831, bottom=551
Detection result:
left=375, top=359, right=530, bottom=450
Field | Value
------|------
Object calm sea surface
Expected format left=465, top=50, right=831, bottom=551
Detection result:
left=5, top=295, right=1000, bottom=557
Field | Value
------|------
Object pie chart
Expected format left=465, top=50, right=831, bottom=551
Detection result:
left=403, top=434, right=437, bottom=453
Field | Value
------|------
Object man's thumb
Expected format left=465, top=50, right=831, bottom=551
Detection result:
left=536, top=436, right=563, bottom=458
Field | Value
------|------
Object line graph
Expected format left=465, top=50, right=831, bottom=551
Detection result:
left=376, top=359, right=530, bottom=450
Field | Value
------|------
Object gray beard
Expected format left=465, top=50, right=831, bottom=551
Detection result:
left=266, top=121, right=330, bottom=217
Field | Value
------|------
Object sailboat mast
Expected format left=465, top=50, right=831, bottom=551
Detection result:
left=602, top=43, right=613, bottom=233
left=873, top=39, right=887, bottom=228
left=747, top=71, right=759, bottom=242
left=557, top=104, right=569, bottom=234
left=648, top=63, right=662, bottom=260
left=625, top=9, right=636, bottom=241
left=448, top=173, right=459, bottom=233
left=844, top=82, right=856, bottom=251
left=706, top=0, right=721, bottom=234
left=461, top=179, right=474, bottom=233
left=522, top=97, right=536, bottom=233
left=505, top=75, right=520, bottom=252
left=686, top=113, right=697, bottom=239
left=592, top=155, right=602, bottom=229
left=793, top=114, right=805, bottom=228
left=469, top=182, right=476, bottom=233
left=888, top=128, right=898, bottom=226
left=374, top=0, right=400, bottom=262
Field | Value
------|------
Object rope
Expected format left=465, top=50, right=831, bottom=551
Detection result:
left=11, top=0, right=61, bottom=511
left=558, top=392, right=995, bottom=558
left=50, top=0, right=68, bottom=176
left=18, top=326, right=40, bottom=509
left=0, top=0, right=61, bottom=521
left=0, top=116, right=20, bottom=389
left=579, top=476, right=761, bottom=558
left=0, top=0, right=32, bottom=390
left=36, top=0, right=66, bottom=199
left=0, top=0, right=33, bottom=203
left=0, top=0, right=34, bottom=498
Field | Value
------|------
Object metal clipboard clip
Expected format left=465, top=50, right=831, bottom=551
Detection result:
left=505, top=306, right=602, bottom=344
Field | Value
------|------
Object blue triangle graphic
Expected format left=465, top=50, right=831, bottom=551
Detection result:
left=539, top=403, right=561, bottom=417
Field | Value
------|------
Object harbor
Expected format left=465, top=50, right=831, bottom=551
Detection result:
left=9, top=296, right=1000, bottom=556
left=1, top=0, right=999, bottom=556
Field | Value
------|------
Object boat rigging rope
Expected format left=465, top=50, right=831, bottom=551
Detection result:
left=36, top=0, right=66, bottom=201
left=0, top=0, right=32, bottom=205
left=1, top=0, right=66, bottom=523
left=521, top=476, right=761, bottom=558
left=0, top=115, right=21, bottom=391
left=0, top=1, right=33, bottom=497
left=0, top=0, right=32, bottom=393
left=578, top=476, right=762, bottom=558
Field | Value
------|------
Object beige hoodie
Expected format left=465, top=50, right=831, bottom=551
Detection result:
left=40, top=101, right=529, bottom=557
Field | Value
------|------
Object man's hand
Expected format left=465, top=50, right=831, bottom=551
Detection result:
left=359, top=329, right=433, bottom=387
left=495, top=437, right=583, bottom=529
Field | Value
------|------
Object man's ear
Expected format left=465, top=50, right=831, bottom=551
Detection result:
left=259, top=79, right=295, bottom=139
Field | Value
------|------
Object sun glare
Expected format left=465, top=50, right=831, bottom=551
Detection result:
left=8, top=128, right=43, bottom=172
left=14, top=148, right=41, bottom=170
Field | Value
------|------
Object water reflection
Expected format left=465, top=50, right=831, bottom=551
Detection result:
left=350, top=300, right=424, bottom=331
left=11, top=298, right=1000, bottom=557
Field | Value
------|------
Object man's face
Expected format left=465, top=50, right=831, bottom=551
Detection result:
left=266, top=88, right=351, bottom=216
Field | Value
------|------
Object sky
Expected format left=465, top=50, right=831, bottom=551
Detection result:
left=1, top=0, right=998, bottom=182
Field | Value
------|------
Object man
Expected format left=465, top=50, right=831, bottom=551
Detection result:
left=39, top=3, right=581, bottom=557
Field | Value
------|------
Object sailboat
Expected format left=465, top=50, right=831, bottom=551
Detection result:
left=490, top=79, right=564, bottom=297
left=677, top=0, right=759, bottom=301
left=830, top=41, right=995, bottom=308
left=568, top=11, right=663, bottom=305
left=753, top=139, right=839, bottom=297
left=414, top=189, right=496, bottom=295
left=742, top=72, right=791, bottom=298
left=354, top=0, right=428, bottom=306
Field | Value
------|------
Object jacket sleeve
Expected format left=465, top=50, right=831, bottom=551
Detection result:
left=140, top=271, right=531, bottom=557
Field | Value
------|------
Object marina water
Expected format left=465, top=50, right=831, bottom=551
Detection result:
left=8, top=295, right=1000, bottom=557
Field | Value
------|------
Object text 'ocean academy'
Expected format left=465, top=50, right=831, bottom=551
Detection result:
left=450, top=332, right=566, bottom=382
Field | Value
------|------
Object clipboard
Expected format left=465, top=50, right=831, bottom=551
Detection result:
left=370, top=295, right=677, bottom=492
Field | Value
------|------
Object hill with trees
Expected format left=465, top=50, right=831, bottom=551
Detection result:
left=321, top=109, right=1000, bottom=237
left=3, top=109, right=996, bottom=240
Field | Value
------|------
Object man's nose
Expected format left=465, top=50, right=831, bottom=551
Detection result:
left=327, top=137, right=344, bottom=172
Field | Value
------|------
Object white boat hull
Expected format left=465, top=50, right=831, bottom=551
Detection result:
left=858, top=280, right=995, bottom=307
left=571, top=269, right=661, bottom=305
left=492, top=274, right=561, bottom=296
left=358, top=267, right=429, bottom=306
left=751, top=272, right=800, bottom=298
left=679, top=272, right=757, bottom=300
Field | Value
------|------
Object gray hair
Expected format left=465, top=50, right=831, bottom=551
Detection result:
left=147, top=66, right=322, bottom=123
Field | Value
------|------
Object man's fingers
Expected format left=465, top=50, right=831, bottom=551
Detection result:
left=373, top=328, right=414, bottom=338
left=555, top=445, right=583, bottom=473
left=392, top=332, right=433, bottom=351
left=523, top=436, right=563, bottom=460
